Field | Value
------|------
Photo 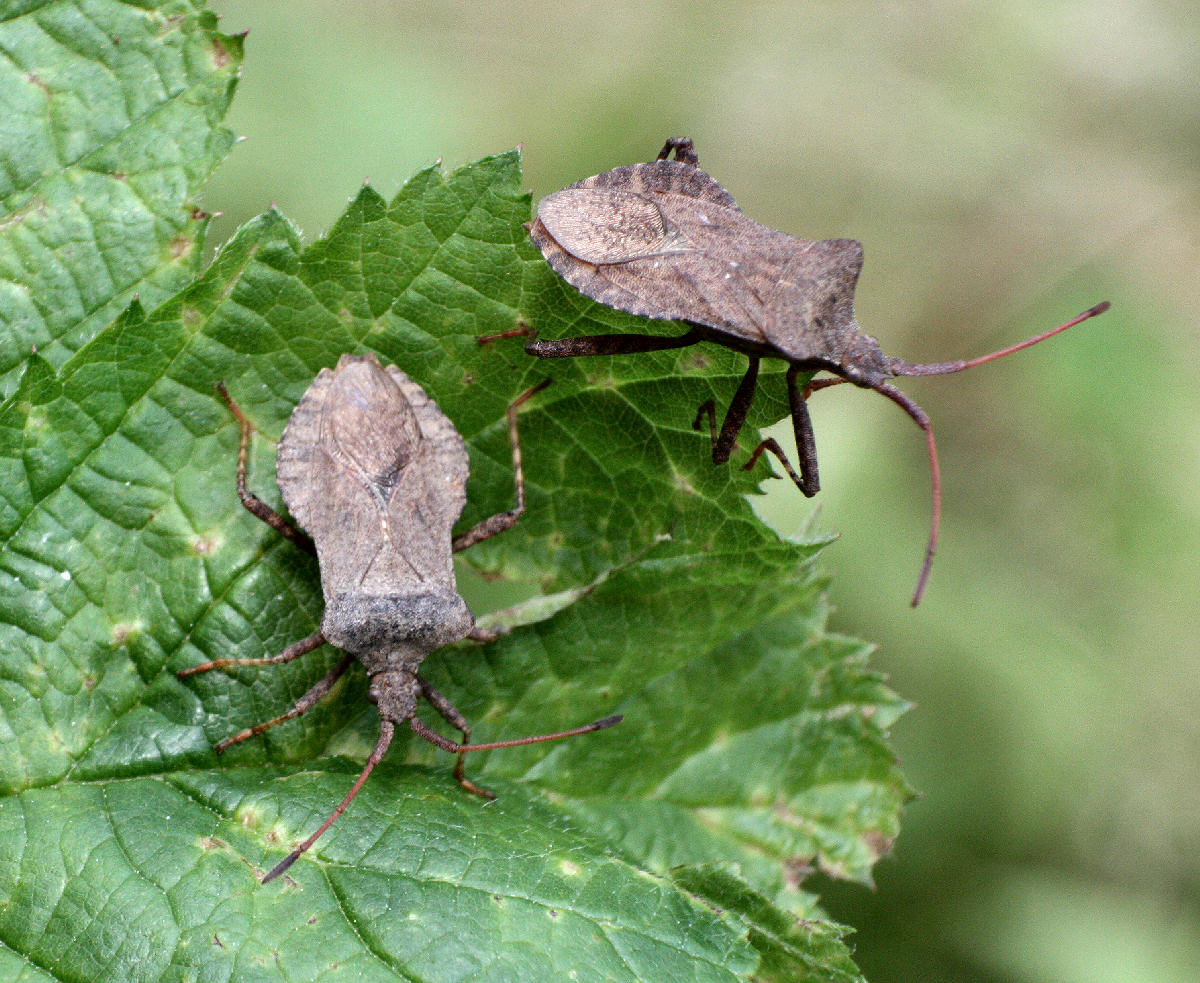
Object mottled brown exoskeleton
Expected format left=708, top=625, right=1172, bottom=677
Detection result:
left=178, top=354, right=620, bottom=882
left=524, top=137, right=1109, bottom=605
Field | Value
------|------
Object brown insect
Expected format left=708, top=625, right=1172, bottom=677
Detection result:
left=525, top=137, right=1109, bottom=604
left=179, top=354, right=620, bottom=882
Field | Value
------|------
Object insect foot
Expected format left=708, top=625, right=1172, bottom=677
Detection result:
left=178, top=354, right=620, bottom=883
left=525, top=136, right=1109, bottom=605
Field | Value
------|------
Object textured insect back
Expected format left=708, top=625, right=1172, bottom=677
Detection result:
left=277, top=354, right=469, bottom=600
left=530, top=147, right=892, bottom=371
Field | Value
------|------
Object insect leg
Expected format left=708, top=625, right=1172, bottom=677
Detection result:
left=525, top=327, right=703, bottom=359
left=803, top=376, right=848, bottom=399
left=656, top=137, right=699, bottom=167
left=693, top=357, right=759, bottom=466
left=261, top=718, right=396, bottom=884
left=476, top=322, right=533, bottom=346
left=176, top=629, right=327, bottom=678
left=742, top=365, right=820, bottom=496
left=416, top=673, right=495, bottom=800
left=216, top=382, right=315, bottom=555
left=451, top=379, right=551, bottom=553
left=209, top=653, right=353, bottom=753
left=464, top=624, right=507, bottom=643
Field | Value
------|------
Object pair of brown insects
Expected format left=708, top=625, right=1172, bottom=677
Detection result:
left=180, top=139, right=1107, bottom=882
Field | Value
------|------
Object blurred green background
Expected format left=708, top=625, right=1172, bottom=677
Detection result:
left=203, top=2, right=1199, bottom=980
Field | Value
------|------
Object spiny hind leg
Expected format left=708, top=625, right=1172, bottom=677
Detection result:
left=451, top=378, right=554, bottom=553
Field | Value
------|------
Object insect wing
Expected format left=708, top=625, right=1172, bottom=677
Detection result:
left=276, top=363, right=347, bottom=535
left=532, top=188, right=783, bottom=349
left=331, top=363, right=421, bottom=491
left=537, top=189, right=696, bottom=265
left=616, top=157, right=738, bottom=211
left=382, top=362, right=470, bottom=549
left=357, top=364, right=470, bottom=593
left=278, top=355, right=417, bottom=532
left=276, top=354, right=468, bottom=594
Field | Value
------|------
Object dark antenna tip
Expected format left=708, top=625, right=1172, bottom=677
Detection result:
left=910, top=553, right=933, bottom=607
left=261, top=851, right=301, bottom=884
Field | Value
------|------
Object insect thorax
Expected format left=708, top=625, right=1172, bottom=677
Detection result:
left=321, top=587, right=474, bottom=658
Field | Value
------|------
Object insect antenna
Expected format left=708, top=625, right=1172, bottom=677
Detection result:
left=868, top=383, right=940, bottom=608
left=260, top=713, right=622, bottom=883
left=805, top=374, right=941, bottom=605
left=409, top=713, right=623, bottom=755
left=884, top=301, right=1109, bottom=604
left=888, top=302, right=1109, bottom=378
left=807, top=302, right=1109, bottom=606
left=261, top=720, right=397, bottom=884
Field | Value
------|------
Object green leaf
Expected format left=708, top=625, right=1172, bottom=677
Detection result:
left=0, top=0, right=240, bottom=395
left=0, top=15, right=909, bottom=980
left=1, top=773, right=756, bottom=983
left=551, top=609, right=910, bottom=905
left=670, top=863, right=863, bottom=983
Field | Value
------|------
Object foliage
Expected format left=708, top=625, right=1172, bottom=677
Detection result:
left=0, top=3, right=909, bottom=980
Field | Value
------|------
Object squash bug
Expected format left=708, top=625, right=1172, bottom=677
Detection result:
left=525, top=137, right=1109, bottom=604
left=178, top=354, right=620, bottom=882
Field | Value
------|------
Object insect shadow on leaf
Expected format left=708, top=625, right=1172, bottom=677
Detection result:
left=521, top=137, right=1110, bottom=605
left=178, top=354, right=621, bottom=883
